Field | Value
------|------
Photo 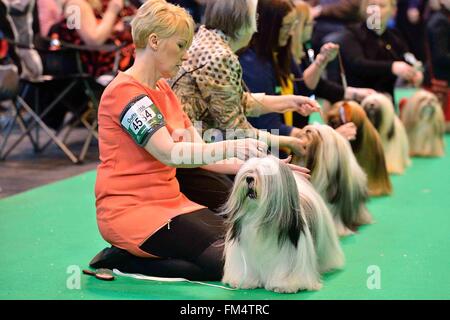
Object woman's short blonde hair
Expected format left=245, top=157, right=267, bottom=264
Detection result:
left=131, top=0, right=195, bottom=49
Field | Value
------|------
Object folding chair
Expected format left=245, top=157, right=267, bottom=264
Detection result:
left=0, top=38, right=122, bottom=163
left=0, top=0, right=125, bottom=163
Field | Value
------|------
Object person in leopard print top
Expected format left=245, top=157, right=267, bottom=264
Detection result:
left=172, top=0, right=321, bottom=157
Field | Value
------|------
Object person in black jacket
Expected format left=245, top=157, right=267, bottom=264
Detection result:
left=426, top=0, right=450, bottom=125
left=338, top=0, right=423, bottom=99
left=239, top=0, right=357, bottom=142
left=290, top=0, right=376, bottom=128
left=427, top=0, right=450, bottom=83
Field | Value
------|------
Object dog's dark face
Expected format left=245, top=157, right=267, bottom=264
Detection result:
left=327, top=113, right=344, bottom=130
left=417, top=97, right=439, bottom=121
left=362, top=101, right=383, bottom=131
left=327, top=103, right=348, bottom=130
left=226, top=158, right=305, bottom=248
left=244, top=174, right=258, bottom=200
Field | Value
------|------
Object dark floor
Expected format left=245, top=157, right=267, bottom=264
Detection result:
left=0, top=121, right=99, bottom=199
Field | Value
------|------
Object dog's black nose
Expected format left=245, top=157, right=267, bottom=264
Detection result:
left=246, top=176, right=254, bottom=184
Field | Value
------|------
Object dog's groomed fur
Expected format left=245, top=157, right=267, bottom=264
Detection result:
left=221, top=156, right=344, bottom=293
left=293, top=124, right=372, bottom=236
left=361, top=93, right=411, bottom=174
left=327, top=101, right=392, bottom=196
left=401, top=90, right=445, bottom=157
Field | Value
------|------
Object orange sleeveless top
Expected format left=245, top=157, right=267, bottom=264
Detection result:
left=95, top=72, right=205, bottom=257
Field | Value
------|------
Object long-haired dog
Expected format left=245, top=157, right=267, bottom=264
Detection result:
left=293, top=124, right=372, bottom=236
left=326, top=101, right=392, bottom=196
left=221, top=156, right=344, bottom=293
left=401, top=90, right=445, bottom=157
left=361, top=93, right=411, bottom=174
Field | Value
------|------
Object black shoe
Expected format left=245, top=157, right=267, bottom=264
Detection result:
left=89, top=246, right=131, bottom=269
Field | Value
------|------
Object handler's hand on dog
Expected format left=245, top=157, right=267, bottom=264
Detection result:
left=336, top=122, right=357, bottom=141
left=289, top=136, right=309, bottom=158
left=345, top=87, right=377, bottom=102
left=282, top=156, right=311, bottom=180
left=229, top=138, right=268, bottom=160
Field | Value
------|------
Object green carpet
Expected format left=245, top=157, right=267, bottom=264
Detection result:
left=1, top=135, right=449, bottom=300
left=1, top=87, right=449, bottom=300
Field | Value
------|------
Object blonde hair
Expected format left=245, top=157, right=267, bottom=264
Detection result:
left=131, top=0, right=195, bottom=49
left=292, top=1, right=312, bottom=63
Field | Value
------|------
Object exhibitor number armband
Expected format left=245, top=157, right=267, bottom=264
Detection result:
left=119, top=95, right=165, bottom=146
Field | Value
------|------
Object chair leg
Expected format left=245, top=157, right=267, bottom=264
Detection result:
left=15, top=104, right=39, bottom=150
left=2, top=96, right=79, bottom=163
left=0, top=100, right=38, bottom=160
left=39, top=112, right=77, bottom=153
left=1, top=80, right=83, bottom=162
left=79, top=118, right=97, bottom=162
left=0, top=112, right=18, bottom=160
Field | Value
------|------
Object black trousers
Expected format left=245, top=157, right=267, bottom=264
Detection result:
left=176, top=167, right=233, bottom=212
left=138, top=208, right=226, bottom=280
left=90, top=209, right=226, bottom=281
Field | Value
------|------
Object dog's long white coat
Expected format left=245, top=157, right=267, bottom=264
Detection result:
left=222, top=157, right=344, bottom=293
left=293, top=173, right=345, bottom=273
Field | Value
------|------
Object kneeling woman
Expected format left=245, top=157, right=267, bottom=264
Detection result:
left=92, top=0, right=279, bottom=280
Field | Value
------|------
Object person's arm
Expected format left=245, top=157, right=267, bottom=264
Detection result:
left=65, top=0, right=123, bottom=45
left=239, top=51, right=320, bottom=117
left=340, top=29, right=395, bottom=77
left=144, top=126, right=267, bottom=168
left=257, top=128, right=307, bottom=157
left=185, top=124, right=309, bottom=176
left=181, top=125, right=244, bottom=175
left=247, top=94, right=320, bottom=117
left=300, top=43, right=340, bottom=91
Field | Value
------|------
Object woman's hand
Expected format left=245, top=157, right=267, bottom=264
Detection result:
left=287, top=136, right=307, bottom=157
left=226, top=138, right=268, bottom=161
left=335, top=122, right=357, bottom=141
left=255, top=94, right=320, bottom=117
left=316, top=43, right=339, bottom=67
left=392, top=61, right=417, bottom=82
left=312, top=5, right=322, bottom=18
left=281, top=155, right=311, bottom=179
left=279, top=95, right=321, bottom=116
